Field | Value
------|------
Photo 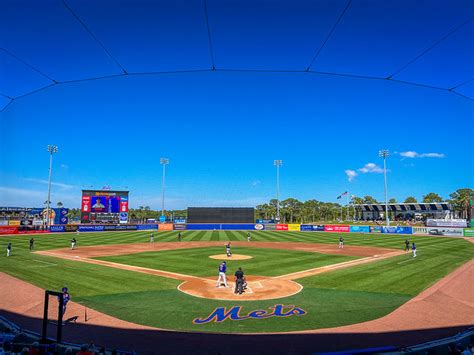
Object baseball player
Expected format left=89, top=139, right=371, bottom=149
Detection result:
left=6, top=242, right=11, bottom=257
left=412, top=242, right=417, bottom=258
left=216, top=261, right=228, bottom=287
left=71, top=237, right=77, bottom=250
left=226, top=242, right=232, bottom=257
left=338, top=236, right=344, bottom=249
left=247, top=233, right=251, bottom=242
left=234, top=267, right=245, bottom=294
left=150, top=233, right=155, bottom=243
left=404, top=239, right=410, bottom=252
left=29, top=238, right=35, bottom=251
left=59, top=287, right=71, bottom=315
left=178, top=232, right=182, bottom=242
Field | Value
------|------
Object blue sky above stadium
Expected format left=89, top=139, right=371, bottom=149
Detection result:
left=0, top=0, right=473, bottom=209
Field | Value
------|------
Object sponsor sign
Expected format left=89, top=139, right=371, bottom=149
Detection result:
left=300, top=225, right=313, bottom=231
left=137, top=224, right=158, bottom=231
left=8, top=220, right=21, bottom=226
left=426, top=227, right=464, bottom=236
left=81, top=196, right=91, bottom=212
left=119, top=212, right=128, bottom=224
left=50, top=225, right=65, bottom=233
left=254, top=224, right=264, bottom=230
left=0, top=220, right=8, bottom=226
left=115, top=225, right=138, bottom=230
left=264, top=223, right=276, bottom=230
left=381, top=226, right=412, bottom=234
left=464, top=228, right=474, bottom=237
left=78, top=225, right=105, bottom=232
left=287, top=224, right=300, bottom=231
left=256, top=219, right=275, bottom=224
left=65, top=225, right=78, bottom=232
left=0, top=226, right=19, bottom=235
left=426, top=219, right=467, bottom=228
left=221, top=224, right=259, bottom=230
left=276, top=224, right=289, bottom=231
left=324, top=225, right=350, bottom=232
left=350, top=225, right=371, bottom=233
left=159, top=215, right=166, bottom=223
left=174, top=218, right=187, bottom=224
left=370, top=226, right=383, bottom=233
left=174, top=224, right=186, bottom=230
left=17, top=230, right=50, bottom=234
left=158, top=223, right=174, bottom=231
left=193, top=304, right=306, bottom=324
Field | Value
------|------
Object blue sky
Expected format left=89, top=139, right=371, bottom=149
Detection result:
left=0, top=0, right=473, bottom=209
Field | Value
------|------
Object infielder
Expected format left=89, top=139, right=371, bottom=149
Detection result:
left=7, top=242, right=11, bottom=257
left=216, top=261, right=228, bottom=287
left=150, top=233, right=155, bottom=243
left=412, top=242, right=417, bottom=258
left=226, top=242, right=232, bottom=257
left=71, top=237, right=77, bottom=250
left=178, top=232, right=182, bottom=242
left=338, top=236, right=344, bottom=249
left=29, top=238, right=35, bottom=251
left=404, top=239, right=410, bottom=252
left=247, top=233, right=251, bottom=242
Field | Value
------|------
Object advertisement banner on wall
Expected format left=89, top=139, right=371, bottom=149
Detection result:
left=464, top=228, right=474, bottom=237
left=276, top=224, right=289, bottom=231
left=426, top=219, right=467, bottom=228
left=0, top=226, right=18, bottom=235
left=65, top=225, right=78, bottom=232
left=174, top=218, right=187, bottom=224
left=287, top=224, right=300, bottom=231
left=254, top=224, right=265, bottom=230
left=264, top=223, right=276, bottom=230
left=300, top=225, right=314, bottom=231
left=174, top=224, right=186, bottom=230
left=158, top=223, right=174, bottom=231
left=78, top=225, right=105, bottom=232
left=324, top=225, right=350, bottom=232
left=382, top=226, right=412, bottom=234
left=115, top=225, right=138, bottom=230
left=137, top=224, right=158, bottom=231
left=350, top=225, right=371, bottom=233
left=50, top=225, right=65, bottom=233
left=221, top=224, right=260, bottom=230
left=119, top=213, right=128, bottom=224
left=8, top=220, right=21, bottom=226
left=0, top=220, right=9, bottom=226
left=256, top=219, right=275, bottom=224
left=370, top=226, right=383, bottom=233
left=186, top=224, right=220, bottom=230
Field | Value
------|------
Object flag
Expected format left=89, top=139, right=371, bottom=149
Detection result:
left=337, top=191, right=348, bottom=200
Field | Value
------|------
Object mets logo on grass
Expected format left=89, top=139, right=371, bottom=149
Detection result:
left=193, top=304, right=306, bottom=324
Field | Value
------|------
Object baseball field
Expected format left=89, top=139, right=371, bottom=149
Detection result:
left=0, top=230, right=472, bottom=334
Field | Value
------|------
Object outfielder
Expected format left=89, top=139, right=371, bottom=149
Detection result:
left=7, top=242, right=11, bottom=257
left=338, top=236, right=344, bottom=249
left=216, top=261, right=228, bottom=287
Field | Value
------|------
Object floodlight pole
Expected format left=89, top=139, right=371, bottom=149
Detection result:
left=160, top=158, right=169, bottom=218
left=46, top=145, right=58, bottom=229
left=274, top=160, right=282, bottom=222
left=379, top=150, right=390, bottom=226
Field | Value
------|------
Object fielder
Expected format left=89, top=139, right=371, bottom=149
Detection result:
left=150, top=233, right=155, bottom=243
left=412, top=242, right=417, bottom=258
left=247, top=233, right=251, bottom=242
left=226, top=242, right=232, bottom=257
left=29, top=238, right=35, bottom=251
left=71, top=237, right=77, bottom=250
left=338, top=236, right=344, bottom=249
left=404, top=239, right=410, bottom=252
left=7, top=242, right=11, bottom=257
left=216, top=261, right=228, bottom=287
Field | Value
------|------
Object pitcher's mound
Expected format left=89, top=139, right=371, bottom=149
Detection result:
left=209, top=254, right=253, bottom=260
left=178, top=276, right=303, bottom=300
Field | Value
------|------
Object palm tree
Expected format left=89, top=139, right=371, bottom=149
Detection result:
left=449, top=188, right=474, bottom=219
left=56, top=201, right=63, bottom=208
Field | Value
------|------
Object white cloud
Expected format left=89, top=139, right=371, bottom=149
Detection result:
left=22, top=178, right=75, bottom=190
left=251, top=180, right=261, bottom=187
left=345, top=169, right=357, bottom=182
left=358, top=163, right=384, bottom=174
left=400, top=151, right=445, bottom=159
left=0, top=186, right=79, bottom=207
left=60, top=164, right=69, bottom=169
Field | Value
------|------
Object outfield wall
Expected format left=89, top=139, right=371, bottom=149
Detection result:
left=0, top=224, right=471, bottom=236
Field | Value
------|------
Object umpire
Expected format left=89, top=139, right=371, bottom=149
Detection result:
left=234, top=267, right=244, bottom=294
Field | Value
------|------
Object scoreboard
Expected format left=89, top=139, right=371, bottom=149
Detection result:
left=81, top=190, right=129, bottom=224
left=187, top=207, right=254, bottom=223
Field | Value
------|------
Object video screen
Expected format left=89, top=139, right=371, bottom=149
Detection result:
left=81, top=190, right=129, bottom=214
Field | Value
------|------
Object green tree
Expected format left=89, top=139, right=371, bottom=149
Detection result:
left=422, top=192, right=443, bottom=203
left=56, top=201, right=63, bottom=208
left=388, top=198, right=397, bottom=203
left=449, top=188, right=474, bottom=219
left=363, top=196, right=378, bottom=204
left=351, top=196, right=365, bottom=205
left=404, top=196, right=418, bottom=203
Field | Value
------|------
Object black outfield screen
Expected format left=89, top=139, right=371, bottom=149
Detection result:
left=187, top=207, right=255, bottom=223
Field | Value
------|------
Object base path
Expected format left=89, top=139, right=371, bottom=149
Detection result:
left=37, top=242, right=404, bottom=301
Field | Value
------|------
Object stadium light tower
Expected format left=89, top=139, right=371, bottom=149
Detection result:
left=274, top=160, right=282, bottom=222
left=378, top=150, right=390, bottom=226
left=160, top=158, right=169, bottom=219
left=46, top=145, right=58, bottom=229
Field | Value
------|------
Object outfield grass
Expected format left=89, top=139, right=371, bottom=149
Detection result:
left=96, top=246, right=359, bottom=277
left=0, top=230, right=472, bottom=333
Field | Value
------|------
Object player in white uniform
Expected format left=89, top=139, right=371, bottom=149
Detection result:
left=216, top=261, right=228, bottom=287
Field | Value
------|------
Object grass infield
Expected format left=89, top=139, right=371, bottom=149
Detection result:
left=0, top=230, right=472, bottom=333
